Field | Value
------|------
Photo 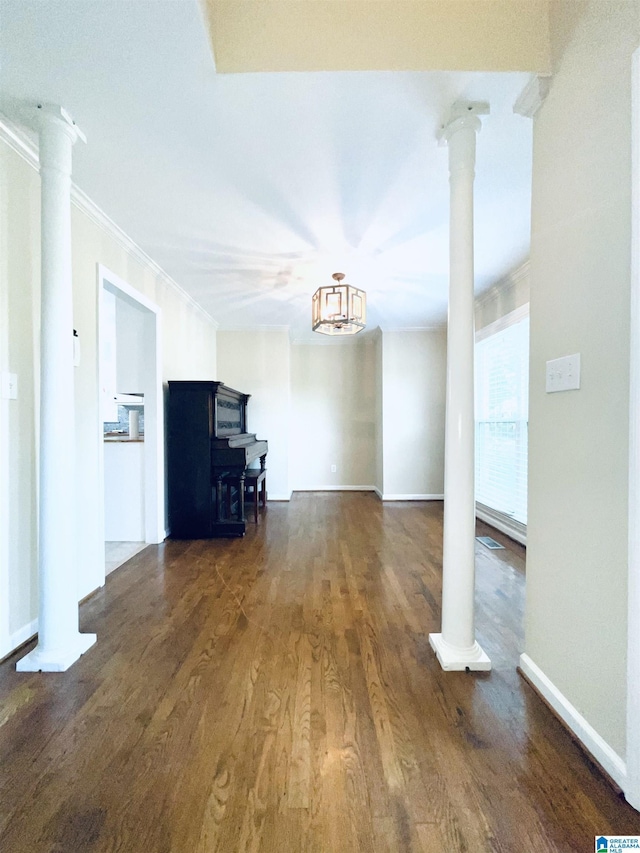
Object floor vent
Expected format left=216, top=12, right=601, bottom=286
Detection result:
left=476, top=536, right=505, bottom=550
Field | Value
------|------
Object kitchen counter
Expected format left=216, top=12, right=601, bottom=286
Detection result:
left=104, top=434, right=144, bottom=442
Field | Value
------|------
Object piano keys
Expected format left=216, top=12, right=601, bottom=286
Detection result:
left=167, top=381, right=268, bottom=537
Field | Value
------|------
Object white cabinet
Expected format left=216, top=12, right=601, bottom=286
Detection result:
left=104, top=440, right=145, bottom=541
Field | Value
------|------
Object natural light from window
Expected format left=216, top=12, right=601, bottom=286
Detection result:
left=475, top=308, right=529, bottom=527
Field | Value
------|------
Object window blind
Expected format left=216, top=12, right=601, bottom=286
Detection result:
left=475, top=312, right=529, bottom=526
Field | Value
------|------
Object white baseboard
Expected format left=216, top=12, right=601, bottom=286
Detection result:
left=0, top=618, right=38, bottom=661
left=373, top=488, right=443, bottom=501
left=292, top=485, right=376, bottom=493
left=267, top=492, right=292, bottom=501
left=476, top=504, right=527, bottom=546
left=519, top=653, right=627, bottom=789
left=381, top=493, right=444, bottom=501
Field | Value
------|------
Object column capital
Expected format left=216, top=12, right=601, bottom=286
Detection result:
left=437, top=101, right=489, bottom=146
left=35, top=103, right=86, bottom=145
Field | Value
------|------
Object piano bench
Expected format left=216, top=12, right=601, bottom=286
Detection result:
left=244, top=468, right=267, bottom=523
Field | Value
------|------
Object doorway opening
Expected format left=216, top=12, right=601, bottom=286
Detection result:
left=97, top=265, right=164, bottom=581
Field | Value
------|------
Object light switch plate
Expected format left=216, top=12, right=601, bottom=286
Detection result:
left=546, top=354, right=580, bottom=393
left=1, top=372, right=18, bottom=399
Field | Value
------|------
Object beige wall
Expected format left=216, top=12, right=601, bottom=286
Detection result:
left=291, top=339, right=377, bottom=489
left=207, top=0, right=551, bottom=74
left=73, top=211, right=218, bottom=603
left=0, top=137, right=218, bottom=656
left=216, top=329, right=290, bottom=499
left=0, top=141, right=40, bottom=644
left=525, top=0, right=640, bottom=758
left=215, top=329, right=445, bottom=498
left=380, top=329, right=446, bottom=498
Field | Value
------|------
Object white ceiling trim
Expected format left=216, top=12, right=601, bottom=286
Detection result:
left=0, top=112, right=37, bottom=168
left=475, top=259, right=531, bottom=310
left=290, top=333, right=379, bottom=346
left=289, top=324, right=448, bottom=345
left=218, top=324, right=290, bottom=333
left=475, top=302, right=529, bottom=343
left=0, top=112, right=219, bottom=330
left=378, top=324, right=446, bottom=333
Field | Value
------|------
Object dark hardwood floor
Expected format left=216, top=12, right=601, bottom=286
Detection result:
left=0, top=493, right=638, bottom=851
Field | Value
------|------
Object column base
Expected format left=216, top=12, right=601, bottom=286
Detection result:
left=429, top=633, right=491, bottom=672
left=16, top=632, right=96, bottom=672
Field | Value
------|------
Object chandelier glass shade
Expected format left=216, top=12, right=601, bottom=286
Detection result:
left=312, top=273, right=366, bottom=336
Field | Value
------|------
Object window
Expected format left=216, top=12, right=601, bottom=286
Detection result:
left=475, top=306, right=529, bottom=527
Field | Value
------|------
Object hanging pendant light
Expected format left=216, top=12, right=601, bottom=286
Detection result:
left=312, top=272, right=366, bottom=336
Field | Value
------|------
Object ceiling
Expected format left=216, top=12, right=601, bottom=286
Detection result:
left=0, top=0, right=534, bottom=341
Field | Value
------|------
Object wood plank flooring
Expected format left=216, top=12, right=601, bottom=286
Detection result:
left=0, top=492, right=638, bottom=851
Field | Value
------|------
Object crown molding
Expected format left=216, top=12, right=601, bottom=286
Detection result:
left=475, top=260, right=530, bottom=311
left=290, top=323, right=447, bottom=344
left=290, top=333, right=374, bottom=346
left=218, top=324, right=290, bottom=333
left=475, top=302, right=528, bottom=343
left=378, top=324, right=445, bottom=333
left=0, top=112, right=218, bottom=330
left=72, top=182, right=218, bottom=328
left=0, top=114, right=39, bottom=168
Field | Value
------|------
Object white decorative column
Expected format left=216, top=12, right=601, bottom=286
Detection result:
left=429, top=102, right=491, bottom=672
left=17, top=105, right=96, bottom=672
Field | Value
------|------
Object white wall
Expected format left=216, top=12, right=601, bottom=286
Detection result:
left=291, top=339, right=377, bottom=489
left=0, top=133, right=218, bottom=658
left=525, top=0, right=640, bottom=761
left=217, top=329, right=290, bottom=499
left=115, top=293, right=148, bottom=394
left=380, top=329, right=447, bottom=499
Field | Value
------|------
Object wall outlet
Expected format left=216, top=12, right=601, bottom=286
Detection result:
left=1, top=372, right=17, bottom=400
left=546, top=354, right=580, bottom=393
left=330, top=464, right=337, bottom=473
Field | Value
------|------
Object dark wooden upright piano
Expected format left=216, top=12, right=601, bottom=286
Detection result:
left=167, top=381, right=268, bottom=538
